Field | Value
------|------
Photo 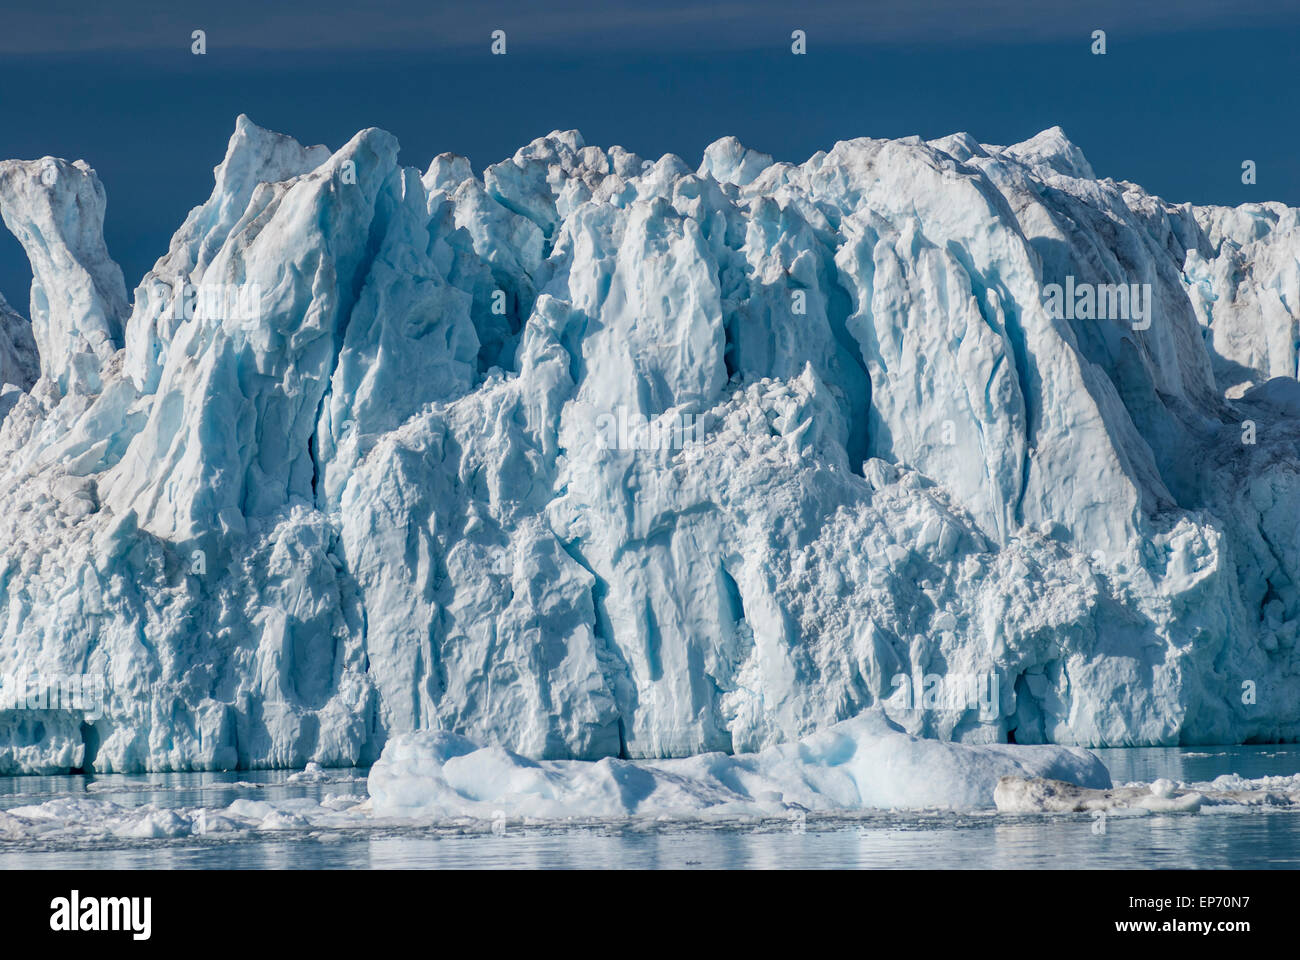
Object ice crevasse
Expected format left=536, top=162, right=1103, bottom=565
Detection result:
left=0, top=116, right=1298, bottom=781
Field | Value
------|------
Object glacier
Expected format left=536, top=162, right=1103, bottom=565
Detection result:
left=0, top=116, right=1298, bottom=777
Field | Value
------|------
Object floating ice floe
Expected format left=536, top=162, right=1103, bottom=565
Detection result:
left=994, top=772, right=1300, bottom=814
left=367, top=709, right=1110, bottom=818
left=4, top=737, right=1300, bottom=844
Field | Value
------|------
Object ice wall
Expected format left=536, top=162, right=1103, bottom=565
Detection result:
left=0, top=117, right=1297, bottom=773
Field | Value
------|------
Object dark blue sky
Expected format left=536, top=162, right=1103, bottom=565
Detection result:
left=1, top=0, right=1297, bottom=307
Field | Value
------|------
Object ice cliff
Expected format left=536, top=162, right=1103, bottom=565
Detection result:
left=0, top=116, right=1298, bottom=774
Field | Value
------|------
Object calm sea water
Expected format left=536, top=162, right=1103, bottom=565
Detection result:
left=0, top=746, right=1297, bottom=869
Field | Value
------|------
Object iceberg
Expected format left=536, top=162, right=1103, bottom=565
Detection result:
left=0, top=117, right=1297, bottom=777
left=367, top=708, right=1110, bottom=818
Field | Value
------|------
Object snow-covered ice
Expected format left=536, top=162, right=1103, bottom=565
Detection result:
left=0, top=117, right=1298, bottom=778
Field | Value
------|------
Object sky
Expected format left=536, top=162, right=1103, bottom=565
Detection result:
left=0, top=0, right=1297, bottom=306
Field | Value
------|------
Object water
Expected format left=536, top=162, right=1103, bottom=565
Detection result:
left=1, top=746, right=1298, bottom=869
left=1090, top=745, right=1300, bottom=785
